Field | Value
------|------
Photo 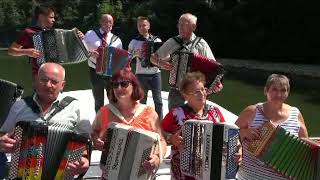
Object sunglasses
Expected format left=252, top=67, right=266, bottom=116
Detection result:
left=111, top=80, right=131, bottom=88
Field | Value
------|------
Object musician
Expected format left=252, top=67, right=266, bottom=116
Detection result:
left=84, top=14, right=123, bottom=113
left=151, top=13, right=223, bottom=110
left=161, top=71, right=241, bottom=180
left=0, top=63, right=91, bottom=176
left=91, top=69, right=167, bottom=176
left=235, top=74, right=309, bottom=179
left=7, top=4, right=55, bottom=81
left=128, top=16, right=163, bottom=120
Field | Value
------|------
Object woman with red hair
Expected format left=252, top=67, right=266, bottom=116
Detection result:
left=91, top=69, right=166, bottom=178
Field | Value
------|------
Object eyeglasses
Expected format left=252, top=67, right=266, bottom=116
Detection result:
left=186, top=87, right=207, bottom=96
left=111, top=80, right=131, bottom=88
left=39, top=77, right=63, bottom=86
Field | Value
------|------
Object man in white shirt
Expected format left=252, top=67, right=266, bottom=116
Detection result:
left=84, top=14, right=122, bottom=112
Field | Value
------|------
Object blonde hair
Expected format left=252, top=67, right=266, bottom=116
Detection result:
left=265, top=74, right=290, bottom=92
left=179, top=71, right=206, bottom=94
left=179, top=13, right=197, bottom=25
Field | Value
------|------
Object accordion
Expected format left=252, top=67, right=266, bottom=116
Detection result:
left=100, top=122, right=160, bottom=180
left=248, top=122, right=320, bottom=179
left=9, top=121, right=90, bottom=180
left=140, top=41, right=163, bottom=68
left=96, top=47, right=131, bottom=77
left=169, top=52, right=225, bottom=95
left=0, top=79, right=23, bottom=127
left=181, top=120, right=239, bottom=180
left=33, top=28, right=89, bottom=65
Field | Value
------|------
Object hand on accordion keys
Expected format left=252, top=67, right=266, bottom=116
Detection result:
left=143, top=153, right=161, bottom=173
left=169, top=129, right=184, bottom=151
left=0, top=132, right=16, bottom=153
left=66, top=156, right=90, bottom=176
left=25, top=48, right=42, bottom=58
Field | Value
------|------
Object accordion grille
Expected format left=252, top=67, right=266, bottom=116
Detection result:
left=169, top=53, right=191, bottom=87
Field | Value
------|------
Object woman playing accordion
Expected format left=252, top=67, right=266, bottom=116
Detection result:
left=161, top=72, right=241, bottom=180
left=91, top=69, right=167, bottom=179
left=235, top=74, right=309, bottom=180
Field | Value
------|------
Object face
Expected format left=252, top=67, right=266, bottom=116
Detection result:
left=178, top=17, right=195, bottom=40
left=183, top=80, right=207, bottom=108
left=137, top=20, right=150, bottom=36
left=36, top=65, right=65, bottom=103
left=111, top=79, right=133, bottom=101
left=39, top=11, right=55, bottom=28
left=265, top=84, right=289, bottom=103
left=100, top=15, right=114, bottom=33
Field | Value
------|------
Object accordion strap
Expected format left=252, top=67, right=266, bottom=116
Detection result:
left=173, top=36, right=202, bottom=53
left=107, top=103, right=146, bottom=124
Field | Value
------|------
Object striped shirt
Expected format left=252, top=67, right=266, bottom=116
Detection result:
left=237, top=103, right=301, bottom=180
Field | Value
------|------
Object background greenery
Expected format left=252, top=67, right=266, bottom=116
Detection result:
left=1, top=0, right=320, bottom=64
left=1, top=51, right=319, bottom=136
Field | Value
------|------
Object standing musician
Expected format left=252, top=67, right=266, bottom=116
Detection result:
left=161, top=71, right=241, bottom=180
left=151, top=13, right=223, bottom=110
left=84, top=14, right=123, bottom=113
left=128, top=16, right=163, bottom=120
left=91, top=69, right=167, bottom=177
left=8, top=4, right=56, bottom=81
left=236, top=74, right=309, bottom=180
left=0, top=63, right=91, bottom=177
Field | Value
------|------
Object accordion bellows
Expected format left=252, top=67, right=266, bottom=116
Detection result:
left=9, top=121, right=89, bottom=180
left=100, top=122, right=160, bottom=180
left=181, top=120, right=239, bottom=180
left=96, top=47, right=131, bottom=77
left=0, top=79, right=23, bottom=127
left=33, top=28, right=89, bottom=65
left=248, top=121, right=320, bottom=179
left=169, top=53, right=225, bottom=95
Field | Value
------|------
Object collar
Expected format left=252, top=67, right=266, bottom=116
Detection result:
left=135, top=34, right=153, bottom=41
left=178, top=33, right=196, bottom=43
left=33, top=93, right=62, bottom=113
left=99, top=28, right=111, bottom=35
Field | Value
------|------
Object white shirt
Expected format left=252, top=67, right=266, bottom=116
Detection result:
left=84, top=28, right=123, bottom=69
left=1, top=93, right=91, bottom=135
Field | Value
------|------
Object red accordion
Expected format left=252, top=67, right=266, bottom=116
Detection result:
left=96, top=47, right=131, bottom=77
left=169, top=52, right=225, bottom=95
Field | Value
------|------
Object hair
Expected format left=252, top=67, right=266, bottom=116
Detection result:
left=179, top=13, right=197, bottom=25
left=179, top=71, right=206, bottom=94
left=265, top=74, right=290, bottom=92
left=108, top=69, right=144, bottom=103
left=137, top=16, right=150, bottom=22
left=34, top=3, right=55, bottom=19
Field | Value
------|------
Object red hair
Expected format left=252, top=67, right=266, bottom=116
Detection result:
left=108, top=69, right=144, bottom=103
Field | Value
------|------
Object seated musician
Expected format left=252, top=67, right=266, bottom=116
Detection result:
left=161, top=71, right=241, bottom=180
left=0, top=63, right=91, bottom=177
left=91, top=69, right=167, bottom=177
left=235, top=74, right=309, bottom=179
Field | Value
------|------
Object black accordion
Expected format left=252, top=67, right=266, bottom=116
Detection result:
left=169, top=52, right=225, bottom=95
left=33, top=28, right=89, bottom=65
left=181, top=120, right=239, bottom=180
left=0, top=79, right=23, bottom=127
left=100, top=122, right=160, bottom=180
left=140, top=41, right=163, bottom=68
left=9, top=121, right=90, bottom=180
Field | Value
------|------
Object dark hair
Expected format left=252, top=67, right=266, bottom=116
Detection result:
left=179, top=71, right=206, bottom=94
left=34, top=4, right=55, bottom=20
left=137, top=16, right=150, bottom=22
left=108, top=69, right=144, bottom=103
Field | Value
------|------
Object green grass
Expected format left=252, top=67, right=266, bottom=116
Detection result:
left=1, top=50, right=319, bottom=136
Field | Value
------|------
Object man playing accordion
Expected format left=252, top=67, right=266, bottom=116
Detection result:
left=0, top=63, right=91, bottom=178
left=151, top=13, right=223, bottom=110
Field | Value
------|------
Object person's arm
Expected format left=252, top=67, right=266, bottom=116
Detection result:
left=8, top=42, right=41, bottom=58
left=91, top=110, right=105, bottom=151
left=150, top=53, right=172, bottom=70
left=297, top=112, right=309, bottom=138
left=235, top=105, right=260, bottom=143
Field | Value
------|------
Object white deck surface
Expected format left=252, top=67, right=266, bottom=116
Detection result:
left=63, top=89, right=239, bottom=179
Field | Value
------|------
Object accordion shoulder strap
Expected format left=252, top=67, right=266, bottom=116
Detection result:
left=107, top=103, right=146, bottom=124
left=45, top=96, right=77, bottom=122
left=109, top=34, right=119, bottom=45
left=173, top=36, right=202, bottom=52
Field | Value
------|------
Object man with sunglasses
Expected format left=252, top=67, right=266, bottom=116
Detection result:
left=0, top=63, right=91, bottom=177
left=151, top=13, right=223, bottom=110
